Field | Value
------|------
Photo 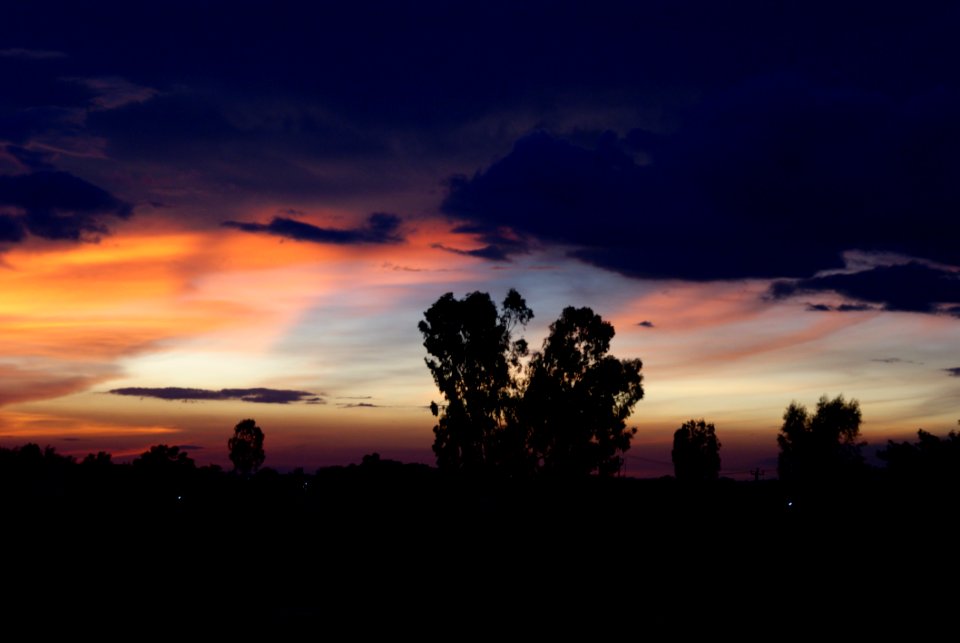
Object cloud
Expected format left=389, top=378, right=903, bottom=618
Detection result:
left=433, top=223, right=530, bottom=262
left=3, top=2, right=958, bottom=295
left=0, top=214, right=25, bottom=242
left=431, top=243, right=511, bottom=262
left=0, top=369, right=111, bottom=406
left=3, top=144, right=56, bottom=171
left=945, top=368, right=960, bottom=377
left=0, top=170, right=132, bottom=242
left=770, top=262, right=960, bottom=314
left=637, top=320, right=655, bottom=328
left=67, top=76, right=159, bottom=111
left=109, top=387, right=324, bottom=404
left=805, top=302, right=876, bottom=312
left=442, top=79, right=960, bottom=283
left=222, top=212, right=404, bottom=245
left=0, top=48, right=67, bottom=60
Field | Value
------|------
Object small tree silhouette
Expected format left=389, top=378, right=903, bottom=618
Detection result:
left=672, top=418, right=721, bottom=482
left=228, top=418, right=265, bottom=476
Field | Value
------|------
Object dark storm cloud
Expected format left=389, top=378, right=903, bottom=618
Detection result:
left=443, top=78, right=960, bottom=282
left=5, top=0, right=949, bottom=158
left=945, top=368, right=960, bottom=377
left=442, top=132, right=647, bottom=256
left=0, top=170, right=132, bottom=242
left=2, top=0, right=958, bottom=286
left=110, top=387, right=324, bottom=404
left=0, top=214, right=25, bottom=242
left=8, top=1, right=949, bottom=126
left=222, top=213, right=404, bottom=245
left=770, top=263, right=960, bottom=314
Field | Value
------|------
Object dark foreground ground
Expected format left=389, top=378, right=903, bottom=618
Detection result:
left=3, top=463, right=957, bottom=634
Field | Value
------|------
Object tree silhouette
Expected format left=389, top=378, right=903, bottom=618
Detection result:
left=672, top=418, right=721, bottom=482
left=877, top=428, right=960, bottom=484
left=521, top=306, right=644, bottom=478
left=133, top=444, right=196, bottom=471
left=228, top=418, right=266, bottom=476
left=81, top=451, right=113, bottom=467
left=776, top=394, right=866, bottom=485
left=0, top=442, right=76, bottom=500
left=419, top=289, right=532, bottom=473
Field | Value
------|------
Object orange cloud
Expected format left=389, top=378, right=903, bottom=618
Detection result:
left=0, top=361, right=119, bottom=406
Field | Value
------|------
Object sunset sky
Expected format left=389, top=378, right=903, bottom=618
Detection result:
left=1, top=1, right=958, bottom=479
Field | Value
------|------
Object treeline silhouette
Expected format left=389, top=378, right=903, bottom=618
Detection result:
left=3, top=420, right=958, bottom=625
left=3, top=409, right=959, bottom=536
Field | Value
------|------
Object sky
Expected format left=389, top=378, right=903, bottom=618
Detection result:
left=1, top=1, right=959, bottom=479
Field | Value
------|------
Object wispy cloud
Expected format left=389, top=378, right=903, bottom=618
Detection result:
left=222, top=213, right=404, bottom=245
left=109, top=387, right=324, bottom=404
left=431, top=243, right=512, bottom=261
left=0, top=48, right=67, bottom=60
left=67, top=76, right=160, bottom=111
left=0, top=361, right=119, bottom=406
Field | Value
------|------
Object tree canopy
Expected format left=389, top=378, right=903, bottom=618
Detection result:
left=521, top=306, right=644, bottom=478
left=419, top=289, right=533, bottom=473
left=672, top=418, right=722, bottom=482
left=228, top=418, right=266, bottom=476
left=776, top=394, right=866, bottom=485
left=877, top=427, right=960, bottom=484
left=133, top=444, right=196, bottom=471
left=419, top=290, right=643, bottom=479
